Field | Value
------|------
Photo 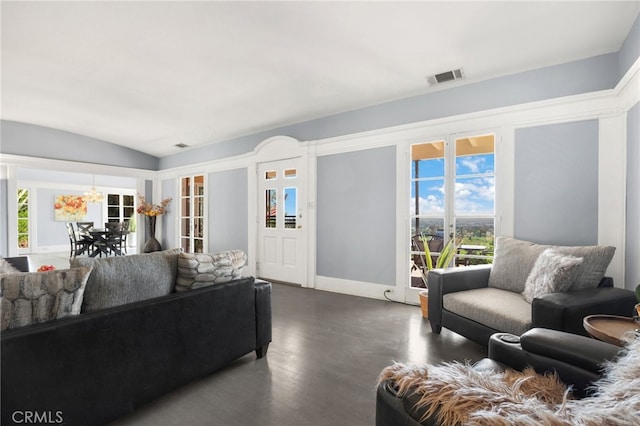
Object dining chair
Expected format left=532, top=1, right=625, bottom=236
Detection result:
left=104, top=222, right=125, bottom=256
left=65, top=223, right=93, bottom=258
left=121, top=220, right=130, bottom=254
left=76, top=222, right=94, bottom=239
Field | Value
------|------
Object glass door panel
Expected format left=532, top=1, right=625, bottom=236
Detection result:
left=180, top=175, right=205, bottom=253
left=284, top=187, right=297, bottom=229
left=453, top=135, right=495, bottom=266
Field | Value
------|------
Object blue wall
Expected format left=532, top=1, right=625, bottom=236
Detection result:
left=514, top=120, right=599, bottom=246
left=208, top=168, right=248, bottom=254
left=160, top=53, right=620, bottom=170
left=619, top=14, right=640, bottom=80
left=316, top=146, right=396, bottom=285
left=1, top=120, right=158, bottom=170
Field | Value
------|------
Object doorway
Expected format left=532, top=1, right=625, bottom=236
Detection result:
left=257, top=157, right=305, bottom=285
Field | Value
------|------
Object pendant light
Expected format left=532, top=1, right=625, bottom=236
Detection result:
left=84, top=175, right=104, bottom=203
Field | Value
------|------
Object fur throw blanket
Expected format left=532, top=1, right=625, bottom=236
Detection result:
left=378, top=337, right=640, bottom=425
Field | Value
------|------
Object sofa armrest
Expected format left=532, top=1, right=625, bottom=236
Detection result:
left=427, top=265, right=491, bottom=333
left=532, top=287, right=637, bottom=336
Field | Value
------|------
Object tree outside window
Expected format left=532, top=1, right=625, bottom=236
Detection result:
left=17, top=189, right=29, bottom=249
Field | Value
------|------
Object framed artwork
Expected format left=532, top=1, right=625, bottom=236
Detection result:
left=54, top=195, right=87, bottom=221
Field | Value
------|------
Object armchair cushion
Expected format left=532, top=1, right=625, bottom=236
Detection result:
left=488, top=237, right=615, bottom=293
left=443, top=288, right=532, bottom=336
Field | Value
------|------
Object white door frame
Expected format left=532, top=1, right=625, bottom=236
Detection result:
left=248, top=136, right=309, bottom=286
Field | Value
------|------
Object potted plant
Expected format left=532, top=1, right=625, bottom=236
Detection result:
left=127, top=214, right=137, bottom=248
left=419, top=234, right=458, bottom=319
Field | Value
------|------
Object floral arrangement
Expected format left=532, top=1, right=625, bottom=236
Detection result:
left=136, top=195, right=172, bottom=217
left=37, top=265, right=56, bottom=272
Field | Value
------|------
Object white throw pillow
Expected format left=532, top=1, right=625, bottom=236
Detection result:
left=522, top=248, right=584, bottom=303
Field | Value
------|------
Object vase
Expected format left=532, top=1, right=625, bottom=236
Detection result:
left=419, top=290, right=429, bottom=319
left=143, top=215, right=162, bottom=253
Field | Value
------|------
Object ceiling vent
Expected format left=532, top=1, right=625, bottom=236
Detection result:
left=425, top=68, right=464, bottom=87
left=174, top=143, right=190, bottom=148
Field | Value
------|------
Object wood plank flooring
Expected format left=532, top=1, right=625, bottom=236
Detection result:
left=110, top=283, right=487, bottom=426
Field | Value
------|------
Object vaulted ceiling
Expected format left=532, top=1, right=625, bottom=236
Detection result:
left=2, top=1, right=638, bottom=157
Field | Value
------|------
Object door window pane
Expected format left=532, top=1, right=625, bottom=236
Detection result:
left=284, top=187, right=296, bottom=229
left=411, top=179, right=444, bottom=216
left=284, top=169, right=297, bottom=178
left=265, top=189, right=276, bottom=228
left=265, top=171, right=276, bottom=180
left=454, top=135, right=495, bottom=266
left=182, top=177, right=191, bottom=196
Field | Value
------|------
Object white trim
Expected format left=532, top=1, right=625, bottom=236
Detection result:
left=0, top=154, right=156, bottom=179
left=395, top=143, right=409, bottom=303
left=250, top=136, right=309, bottom=286
left=598, top=113, right=627, bottom=287
left=315, top=275, right=402, bottom=302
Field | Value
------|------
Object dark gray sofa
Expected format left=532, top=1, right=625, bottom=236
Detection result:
left=1, top=251, right=272, bottom=426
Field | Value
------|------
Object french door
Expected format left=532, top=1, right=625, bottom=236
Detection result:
left=180, top=175, right=205, bottom=253
left=257, top=158, right=304, bottom=284
left=409, top=133, right=495, bottom=289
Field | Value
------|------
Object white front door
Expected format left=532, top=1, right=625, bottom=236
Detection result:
left=257, top=158, right=304, bottom=284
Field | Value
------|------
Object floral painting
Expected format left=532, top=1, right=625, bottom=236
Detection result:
left=54, top=195, right=87, bottom=221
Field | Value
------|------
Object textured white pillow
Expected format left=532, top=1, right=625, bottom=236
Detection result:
left=522, top=248, right=584, bottom=303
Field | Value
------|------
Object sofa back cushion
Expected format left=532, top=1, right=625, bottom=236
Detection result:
left=175, top=250, right=246, bottom=292
left=1, top=266, right=92, bottom=330
left=71, top=248, right=181, bottom=313
left=489, top=237, right=615, bottom=293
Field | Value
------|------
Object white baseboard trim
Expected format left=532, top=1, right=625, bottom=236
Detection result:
left=315, top=275, right=396, bottom=301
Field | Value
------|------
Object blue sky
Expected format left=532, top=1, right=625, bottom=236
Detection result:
left=411, top=154, right=494, bottom=215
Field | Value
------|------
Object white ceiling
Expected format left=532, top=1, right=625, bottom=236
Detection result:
left=2, top=1, right=639, bottom=158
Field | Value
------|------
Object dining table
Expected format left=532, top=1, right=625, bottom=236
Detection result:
left=87, top=228, right=126, bottom=257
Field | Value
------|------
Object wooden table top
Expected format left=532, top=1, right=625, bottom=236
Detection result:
left=583, top=315, right=639, bottom=347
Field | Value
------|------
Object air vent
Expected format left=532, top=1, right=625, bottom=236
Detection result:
left=425, top=68, right=464, bottom=87
left=174, top=143, right=190, bottom=148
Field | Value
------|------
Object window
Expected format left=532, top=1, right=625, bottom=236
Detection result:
left=17, top=188, right=29, bottom=250
left=410, top=134, right=495, bottom=288
left=263, top=168, right=297, bottom=230
left=106, top=193, right=135, bottom=224
left=180, top=175, right=205, bottom=253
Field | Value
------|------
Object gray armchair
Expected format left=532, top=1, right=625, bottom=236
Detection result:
left=427, top=263, right=636, bottom=346
left=426, top=237, right=638, bottom=346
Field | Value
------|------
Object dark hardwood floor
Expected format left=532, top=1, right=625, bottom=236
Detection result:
left=110, top=283, right=486, bottom=426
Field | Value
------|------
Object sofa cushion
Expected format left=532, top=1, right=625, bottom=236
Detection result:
left=175, top=250, right=247, bottom=292
left=488, top=237, right=615, bottom=293
left=0, top=266, right=92, bottom=330
left=71, top=248, right=181, bottom=313
left=443, top=287, right=532, bottom=336
left=522, top=248, right=583, bottom=303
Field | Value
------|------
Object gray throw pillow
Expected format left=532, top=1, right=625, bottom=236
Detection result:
left=71, top=248, right=181, bottom=313
left=175, top=250, right=247, bottom=292
left=489, top=237, right=615, bottom=293
left=488, top=237, right=546, bottom=293
left=1, top=266, right=92, bottom=330
left=521, top=248, right=583, bottom=303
